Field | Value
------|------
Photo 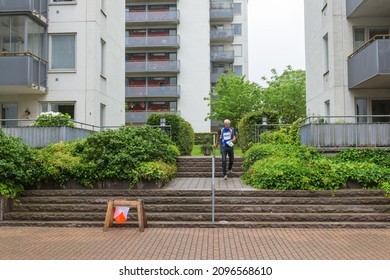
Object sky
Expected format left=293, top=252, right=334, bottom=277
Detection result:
left=247, top=0, right=305, bottom=86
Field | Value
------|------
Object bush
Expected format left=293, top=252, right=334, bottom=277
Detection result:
left=136, top=161, right=177, bottom=184
left=237, top=110, right=279, bottom=152
left=243, top=157, right=344, bottom=191
left=35, top=141, right=98, bottom=188
left=334, top=148, right=390, bottom=168
left=147, top=114, right=194, bottom=155
left=0, top=130, right=37, bottom=198
left=242, top=143, right=320, bottom=171
left=32, top=111, right=74, bottom=127
left=75, top=125, right=179, bottom=183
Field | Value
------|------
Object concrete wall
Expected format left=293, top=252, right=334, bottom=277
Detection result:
left=177, top=0, right=211, bottom=132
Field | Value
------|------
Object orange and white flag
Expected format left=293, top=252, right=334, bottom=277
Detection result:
left=113, top=206, right=130, bottom=224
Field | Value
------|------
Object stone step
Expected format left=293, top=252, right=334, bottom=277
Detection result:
left=5, top=211, right=390, bottom=222
left=175, top=172, right=243, bottom=177
left=16, top=195, right=390, bottom=205
left=176, top=166, right=244, bottom=173
left=177, top=156, right=244, bottom=162
left=19, top=189, right=387, bottom=198
left=1, top=220, right=390, bottom=229
left=12, top=203, right=390, bottom=214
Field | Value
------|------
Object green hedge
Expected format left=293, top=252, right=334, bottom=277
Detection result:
left=242, top=143, right=390, bottom=193
left=237, top=110, right=279, bottom=152
left=147, top=114, right=194, bottom=156
left=0, top=129, right=37, bottom=198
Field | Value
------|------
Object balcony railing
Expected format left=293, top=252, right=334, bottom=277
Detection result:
left=126, top=35, right=180, bottom=48
left=126, top=111, right=179, bottom=123
left=210, top=29, right=234, bottom=42
left=300, top=115, right=390, bottom=147
left=346, top=0, right=390, bottom=18
left=348, top=35, right=390, bottom=89
left=126, top=10, right=180, bottom=24
left=125, top=60, right=180, bottom=73
left=0, top=52, right=47, bottom=94
left=0, top=0, right=48, bottom=23
left=126, top=85, right=180, bottom=98
left=210, top=8, right=234, bottom=21
left=210, top=51, right=234, bottom=63
left=210, top=0, right=233, bottom=9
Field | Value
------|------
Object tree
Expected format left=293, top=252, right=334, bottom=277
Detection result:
left=260, top=66, right=306, bottom=124
left=204, top=72, right=261, bottom=128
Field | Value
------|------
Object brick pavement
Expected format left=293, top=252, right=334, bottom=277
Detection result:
left=0, top=227, right=389, bottom=260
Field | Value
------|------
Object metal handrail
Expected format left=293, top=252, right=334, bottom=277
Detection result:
left=303, top=115, right=390, bottom=124
left=0, top=51, right=48, bottom=63
left=348, top=34, right=390, bottom=59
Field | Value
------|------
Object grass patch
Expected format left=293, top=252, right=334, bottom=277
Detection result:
left=191, top=145, right=243, bottom=156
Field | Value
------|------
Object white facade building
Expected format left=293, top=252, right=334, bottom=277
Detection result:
left=125, top=0, right=248, bottom=132
left=0, top=0, right=125, bottom=127
left=304, top=0, right=390, bottom=121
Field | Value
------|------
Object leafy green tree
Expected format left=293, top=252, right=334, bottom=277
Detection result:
left=204, top=72, right=261, bottom=128
left=260, top=66, right=306, bottom=124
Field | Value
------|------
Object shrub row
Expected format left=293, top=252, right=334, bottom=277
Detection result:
left=242, top=141, right=390, bottom=193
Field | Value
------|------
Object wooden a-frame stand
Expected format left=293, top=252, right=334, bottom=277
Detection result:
left=103, top=199, right=148, bottom=232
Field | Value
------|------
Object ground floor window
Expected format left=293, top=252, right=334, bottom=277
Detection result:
left=41, top=102, right=75, bottom=119
left=355, top=98, right=390, bottom=123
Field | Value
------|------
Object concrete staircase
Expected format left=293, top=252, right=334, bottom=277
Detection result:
left=176, top=156, right=244, bottom=177
left=2, top=189, right=390, bottom=228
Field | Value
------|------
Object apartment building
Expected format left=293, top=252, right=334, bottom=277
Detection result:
left=0, top=0, right=125, bottom=127
left=304, top=0, right=390, bottom=121
left=125, top=0, right=248, bottom=132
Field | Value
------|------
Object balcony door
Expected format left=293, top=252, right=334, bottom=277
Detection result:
left=1, top=103, right=17, bottom=126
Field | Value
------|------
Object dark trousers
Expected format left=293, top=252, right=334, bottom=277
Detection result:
left=220, top=145, right=234, bottom=176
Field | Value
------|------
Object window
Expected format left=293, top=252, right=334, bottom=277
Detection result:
left=232, top=24, right=242, bottom=35
left=41, top=102, right=75, bottom=118
left=50, top=34, right=76, bottom=70
left=353, top=27, right=389, bottom=51
left=100, top=39, right=106, bottom=76
left=233, top=3, right=241, bottom=15
left=355, top=98, right=367, bottom=123
left=323, top=34, right=329, bottom=73
left=233, top=65, right=242, bottom=76
left=233, top=45, right=242, bottom=57
left=372, top=100, right=390, bottom=122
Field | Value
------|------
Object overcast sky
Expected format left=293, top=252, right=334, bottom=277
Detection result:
left=247, top=0, right=305, bottom=86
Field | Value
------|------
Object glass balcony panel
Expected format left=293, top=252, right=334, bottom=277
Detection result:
left=0, top=54, right=47, bottom=94
left=348, top=38, right=390, bottom=88
left=126, top=60, right=180, bottom=73
left=126, top=85, right=180, bottom=98
left=126, top=10, right=179, bottom=23
left=126, top=35, right=179, bottom=48
left=0, top=0, right=48, bottom=22
left=210, top=51, right=234, bottom=63
left=346, top=0, right=390, bottom=18
left=210, top=8, right=234, bottom=21
left=210, top=29, right=234, bottom=42
left=126, top=111, right=179, bottom=123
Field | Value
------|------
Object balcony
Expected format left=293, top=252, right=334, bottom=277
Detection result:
left=126, top=10, right=180, bottom=25
left=210, top=51, right=234, bottom=63
left=126, top=35, right=180, bottom=49
left=126, top=111, right=179, bottom=124
left=346, top=0, right=390, bottom=18
left=0, top=53, right=47, bottom=94
left=348, top=36, right=390, bottom=89
left=210, top=29, right=234, bottom=43
left=126, top=60, right=180, bottom=74
left=0, top=0, right=48, bottom=24
left=210, top=8, right=234, bottom=22
left=126, top=85, right=180, bottom=98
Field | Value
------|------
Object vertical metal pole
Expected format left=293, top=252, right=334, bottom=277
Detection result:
left=212, top=135, right=215, bottom=224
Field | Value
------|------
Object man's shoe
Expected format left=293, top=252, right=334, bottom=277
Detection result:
left=223, top=175, right=228, bottom=180
left=228, top=168, right=233, bottom=175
